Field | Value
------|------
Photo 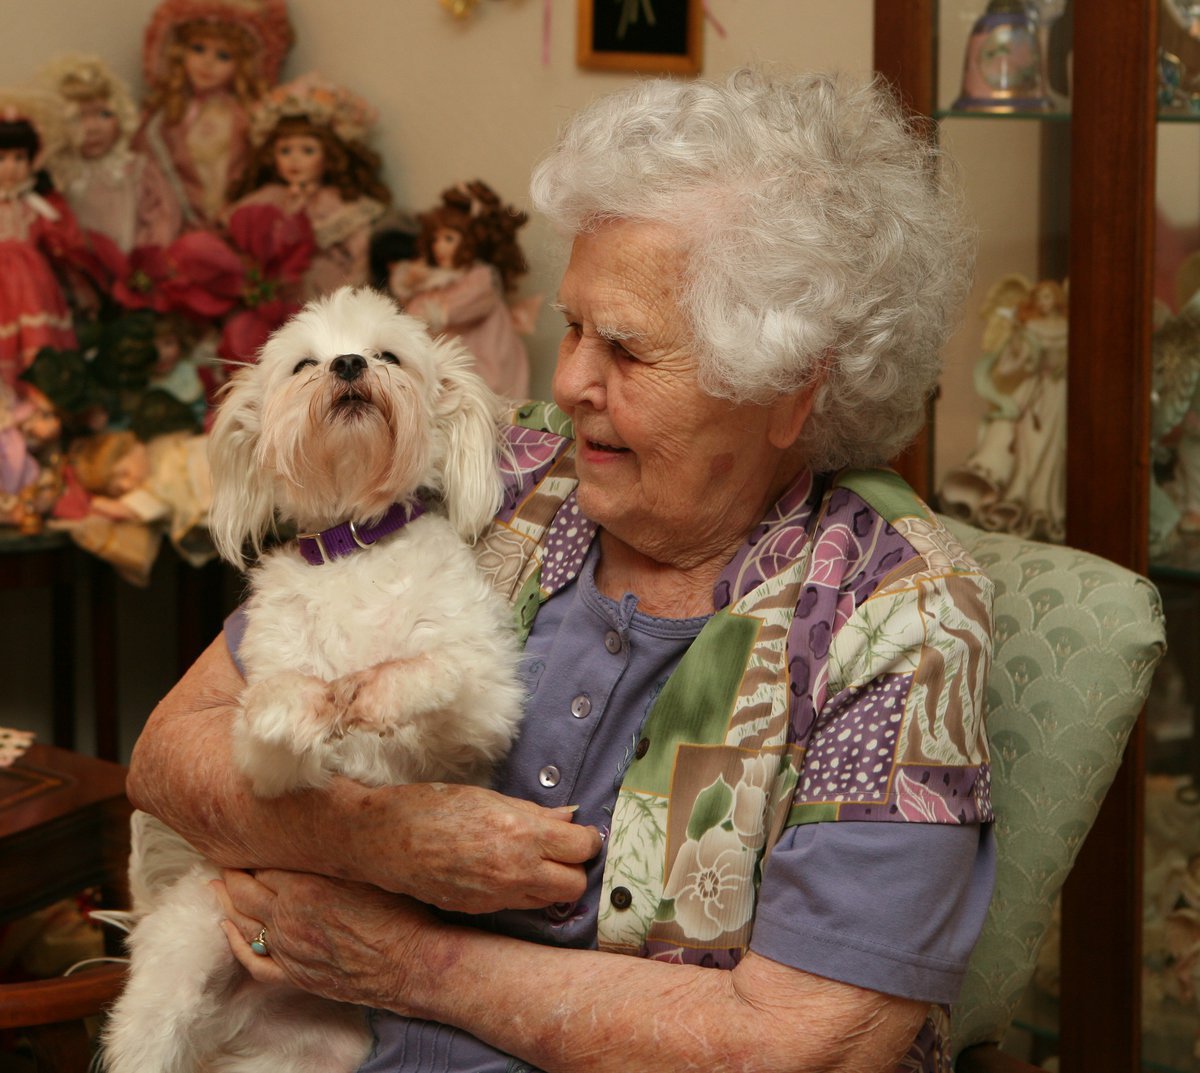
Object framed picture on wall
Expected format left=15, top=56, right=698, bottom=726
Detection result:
left=576, top=0, right=703, bottom=75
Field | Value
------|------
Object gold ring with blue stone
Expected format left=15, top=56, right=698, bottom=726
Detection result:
left=250, top=926, right=270, bottom=957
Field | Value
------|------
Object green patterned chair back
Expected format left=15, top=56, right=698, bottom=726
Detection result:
left=939, top=518, right=1166, bottom=1060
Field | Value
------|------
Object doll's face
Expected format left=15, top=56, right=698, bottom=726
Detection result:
left=109, top=443, right=150, bottom=496
left=274, top=134, right=325, bottom=188
left=1033, top=283, right=1060, bottom=316
left=20, top=396, right=60, bottom=447
left=0, top=148, right=32, bottom=192
left=183, top=34, right=238, bottom=94
left=432, top=227, right=464, bottom=269
left=75, top=98, right=121, bottom=159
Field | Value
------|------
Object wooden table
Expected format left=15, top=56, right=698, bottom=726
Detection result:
left=0, top=743, right=131, bottom=925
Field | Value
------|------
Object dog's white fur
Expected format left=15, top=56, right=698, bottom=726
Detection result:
left=102, top=287, right=526, bottom=1073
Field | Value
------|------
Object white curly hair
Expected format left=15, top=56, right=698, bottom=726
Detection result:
left=529, top=66, right=975, bottom=472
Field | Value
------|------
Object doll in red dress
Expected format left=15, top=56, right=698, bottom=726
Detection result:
left=0, top=91, right=82, bottom=389
left=228, top=73, right=390, bottom=299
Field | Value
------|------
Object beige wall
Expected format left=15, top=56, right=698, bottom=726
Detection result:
left=2, top=0, right=873, bottom=400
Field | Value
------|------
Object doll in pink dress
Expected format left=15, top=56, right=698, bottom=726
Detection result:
left=0, top=92, right=82, bottom=390
left=228, top=74, right=389, bottom=298
left=135, top=0, right=293, bottom=231
left=393, top=181, right=534, bottom=400
left=40, top=54, right=181, bottom=252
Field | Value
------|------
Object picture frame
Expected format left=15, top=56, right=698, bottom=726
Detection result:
left=576, top=0, right=703, bottom=75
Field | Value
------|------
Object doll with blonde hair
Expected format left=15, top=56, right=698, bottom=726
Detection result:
left=135, top=0, right=293, bottom=229
left=60, top=427, right=215, bottom=584
left=392, top=180, right=534, bottom=399
left=40, top=54, right=181, bottom=251
left=229, top=74, right=389, bottom=297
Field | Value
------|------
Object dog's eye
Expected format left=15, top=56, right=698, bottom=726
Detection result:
left=379, top=351, right=401, bottom=365
left=292, top=358, right=318, bottom=374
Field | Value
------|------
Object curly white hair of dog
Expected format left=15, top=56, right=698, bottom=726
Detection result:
left=102, top=286, right=526, bottom=1073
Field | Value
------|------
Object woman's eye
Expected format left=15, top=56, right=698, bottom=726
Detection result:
left=292, top=358, right=317, bottom=374
left=379, top=351, right=400, bottom=365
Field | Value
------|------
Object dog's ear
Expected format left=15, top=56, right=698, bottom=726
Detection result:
left=433, top=340, right=506, bottom=541
left=207, top=362, right=276, bottom=569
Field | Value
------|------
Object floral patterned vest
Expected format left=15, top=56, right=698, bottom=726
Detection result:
left=475, top=403, right=994, bottom=1072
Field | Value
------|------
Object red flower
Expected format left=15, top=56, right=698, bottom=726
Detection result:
left=219, top=297, right=303, bottom=364
left=161, top=231, right=245, bottom=318
left=227, top=204, right=316, bottom=294
left=214, top=205, right=315, bottom=362
left=111, top=245, right=174, bottom=313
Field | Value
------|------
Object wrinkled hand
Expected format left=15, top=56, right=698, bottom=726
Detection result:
left=353, top=782, right=603, bottom=914
left=213, top=869, right=434, bottom=1013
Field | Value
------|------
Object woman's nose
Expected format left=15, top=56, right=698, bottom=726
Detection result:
left=553, top=335, right=608, bottom=409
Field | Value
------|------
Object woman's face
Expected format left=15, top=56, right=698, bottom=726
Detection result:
left=75, top=98, right=121, bottom=159
left=274, top=134, right=325, bottom=188
left=431, top=227, right=463, bottom=269
left=183, top=34, right=238, bottom=94
left=552, top=219, right=812, bottom=571
left=0, top=147, right=32, bottom=192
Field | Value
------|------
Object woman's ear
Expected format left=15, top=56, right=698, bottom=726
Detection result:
left=767, top=377, right=822, bottom=450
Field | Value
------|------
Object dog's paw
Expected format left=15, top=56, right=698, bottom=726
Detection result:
left=236, top=673, right=339, bottom=796
left=329, top=656, right=460, bottom=734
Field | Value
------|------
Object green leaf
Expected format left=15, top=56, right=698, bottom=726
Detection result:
left=686, top=777, right=733, bottom=842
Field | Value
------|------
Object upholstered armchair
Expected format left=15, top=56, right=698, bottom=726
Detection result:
left=942, top=519, right=1167, bottom=1071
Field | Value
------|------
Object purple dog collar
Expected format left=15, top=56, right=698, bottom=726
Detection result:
left=297, top=501, right=426, bottom=566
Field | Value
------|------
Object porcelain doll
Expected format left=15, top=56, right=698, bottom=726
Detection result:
left=228, top=74, right=389, bottom=298
left=939, top=274, right=1069, bottom=542
left=392, top=180, right=535, bottom=399
left=136, top=0, right=293, bottom=230
left=40, top=54, right=181, bottom=252
left=0, top=91, right=82, bottom=390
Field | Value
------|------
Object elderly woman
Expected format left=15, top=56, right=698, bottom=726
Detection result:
left=129, top=68, right=993, bottom=1073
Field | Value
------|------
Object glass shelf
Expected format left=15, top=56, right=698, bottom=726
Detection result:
left=935, top=108, right=1070, bottom=122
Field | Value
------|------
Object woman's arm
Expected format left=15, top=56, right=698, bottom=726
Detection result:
left=129, top=634, right=602, bottom=912
left=217, top=868, right=927, bottom=1073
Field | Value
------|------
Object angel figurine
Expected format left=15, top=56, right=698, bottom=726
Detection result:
left=135, top=0, right=293, bottom=230
left=390, top=180, right=536, bottom=399
left=939, top=274, right=1069, bottom=542
left=39, top=54, right=181, bottom=251
left=228, top=73, right=390, bottom=298
left=0, top=90, right=83, bottom=389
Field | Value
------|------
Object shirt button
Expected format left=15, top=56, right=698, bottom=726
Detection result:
left=570, top=694, right=592, bottom=719
left=610, top=886, right=633, bottom=910
left=634, top=737, right=650, bottom=759
left=604, top=630, right=622, bottom=654
left=538, top=765, right=560, bottom=788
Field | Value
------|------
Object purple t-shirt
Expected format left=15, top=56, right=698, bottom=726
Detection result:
left=229, top=542, right=993, bottom=1073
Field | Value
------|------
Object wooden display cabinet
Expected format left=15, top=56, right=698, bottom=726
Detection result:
left=875, top=3, right=1161, bottom=1070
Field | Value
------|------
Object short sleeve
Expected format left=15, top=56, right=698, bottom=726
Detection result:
left=224, top=606, right=247, bottom=677
left=750, top=819, right=994, bottom=1004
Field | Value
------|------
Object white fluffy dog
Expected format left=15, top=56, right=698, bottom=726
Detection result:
left=102, top=287, right=526, bottom=1073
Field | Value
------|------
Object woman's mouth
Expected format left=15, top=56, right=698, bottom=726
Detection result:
left=587, top=440, right=627, bottom=453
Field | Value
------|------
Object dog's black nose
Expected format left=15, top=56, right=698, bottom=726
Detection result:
left=332, top=354, right=367, bottom=382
